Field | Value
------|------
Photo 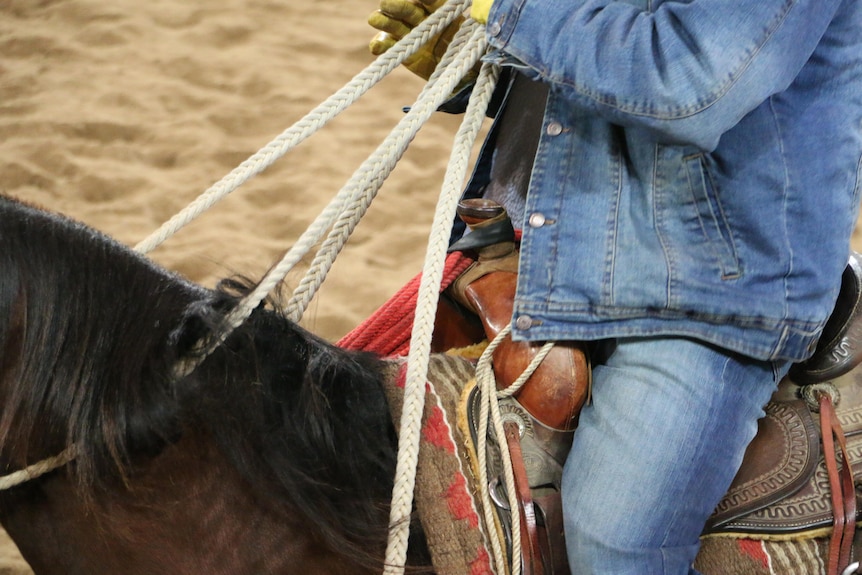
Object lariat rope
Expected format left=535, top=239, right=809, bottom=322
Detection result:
left=258, top=20, right=484, bottom=325
left=383, top=31, right=498, bottom=575
left=0, top=445, right=77, bottom=491
left=475, top=326, right=555, bottom=575
left=170, top=15, right=490, bottom=381
left=281, top=8, right=480, bottom=322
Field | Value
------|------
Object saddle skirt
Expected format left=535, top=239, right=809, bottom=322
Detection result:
left=705, top=369, right=862, bottom=537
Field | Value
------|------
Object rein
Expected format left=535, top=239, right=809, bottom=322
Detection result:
left=0, top=445, right=77, bottom=491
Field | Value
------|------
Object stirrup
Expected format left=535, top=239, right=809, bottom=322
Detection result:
left=790, top=252, right=862, bottom=385
left=460, top=381, right=573, bottom=575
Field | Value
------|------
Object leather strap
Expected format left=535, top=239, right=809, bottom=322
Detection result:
left=504, top=420, right=545, bottom=575
left=820, top=393, right=857, bottom=575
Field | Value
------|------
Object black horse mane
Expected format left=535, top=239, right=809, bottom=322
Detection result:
left=0, top=195, right=411, bottom=566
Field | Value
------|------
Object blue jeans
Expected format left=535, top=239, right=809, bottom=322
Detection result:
left=562, top=337, right=788, bottom=574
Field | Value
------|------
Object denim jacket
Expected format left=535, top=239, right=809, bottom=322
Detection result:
left=471, top=0, right=862, bottom=362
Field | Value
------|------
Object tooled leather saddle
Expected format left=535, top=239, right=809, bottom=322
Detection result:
left=441, top=198, right=862, bottom=575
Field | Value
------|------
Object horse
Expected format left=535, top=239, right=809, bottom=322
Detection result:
left=0, top=191, right=859, bottom=575
left=0, top=194, right=431, bottom=574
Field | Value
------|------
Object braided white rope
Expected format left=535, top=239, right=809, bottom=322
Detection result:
left=476, top=326, right=555, bottom=575
left=160, top=2, right=480, bottom=379
left=133, top=0, right=470, bottom=256
left=284, top=18, right=482, bottom=321
left=0, top=445, right=77, bottom=491
left=193, top=23, right=488, bottom=361
left=382, top=35, right=499, bottom=575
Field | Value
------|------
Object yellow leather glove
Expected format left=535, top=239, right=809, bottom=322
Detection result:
left=469, top=0, right=494, bottom=24
left=368, top=0, right=466, bottom=80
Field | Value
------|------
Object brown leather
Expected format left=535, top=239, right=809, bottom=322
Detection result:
left=819, top=393, right=856, bottom=575
left=464, top=384, right=574, bottom=575
left=706, top=369, right=862, bottom=540
left=446, top=199, right=587, bottom=575
left=431, top=294, right=486, bottom=353
left=457, top=198, right=507, bottom=226
left=447, top=198, right=591, bottom=432
left=459, top=269, right=590, bottom=431
left=532, top=493, right=569, bottom=575
left=704, top=397, right=821, bottom=531
left=504, top=420, right=544, bottom=575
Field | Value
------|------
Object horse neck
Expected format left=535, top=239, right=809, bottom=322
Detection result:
left=0, top=429, right=376, bottom=575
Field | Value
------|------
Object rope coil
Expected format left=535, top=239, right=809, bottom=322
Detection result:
left=475, top=326, right=555, bottom=575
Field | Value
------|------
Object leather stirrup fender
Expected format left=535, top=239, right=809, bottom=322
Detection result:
left=819, top=391, right=857, bottom=575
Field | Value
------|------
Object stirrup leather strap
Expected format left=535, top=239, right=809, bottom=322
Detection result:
left=504, top=420, right=544, bottom=575
left=820, top=393, right=857, bottom=575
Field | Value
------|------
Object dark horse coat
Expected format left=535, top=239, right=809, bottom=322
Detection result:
left=0, top=194, right=430, bottom=574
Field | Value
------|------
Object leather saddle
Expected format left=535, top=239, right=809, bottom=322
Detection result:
left=440, top=199, right=862, bottom=575
left=446, top=199, right=588, bottom=575
left=705, top=251, right=862, bottom=575
left=704, top=374, right=862, bottom=535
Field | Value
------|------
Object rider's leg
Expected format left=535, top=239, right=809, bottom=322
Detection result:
left=562, top=336, right=789, bottom=575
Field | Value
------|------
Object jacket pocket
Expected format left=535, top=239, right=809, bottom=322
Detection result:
left=684, top=153, right=741, bottom=279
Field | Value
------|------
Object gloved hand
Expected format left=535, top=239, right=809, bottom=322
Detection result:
left=469, top=0, right=493, bottom=24
left=368, top=0, right=465, bottom=80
